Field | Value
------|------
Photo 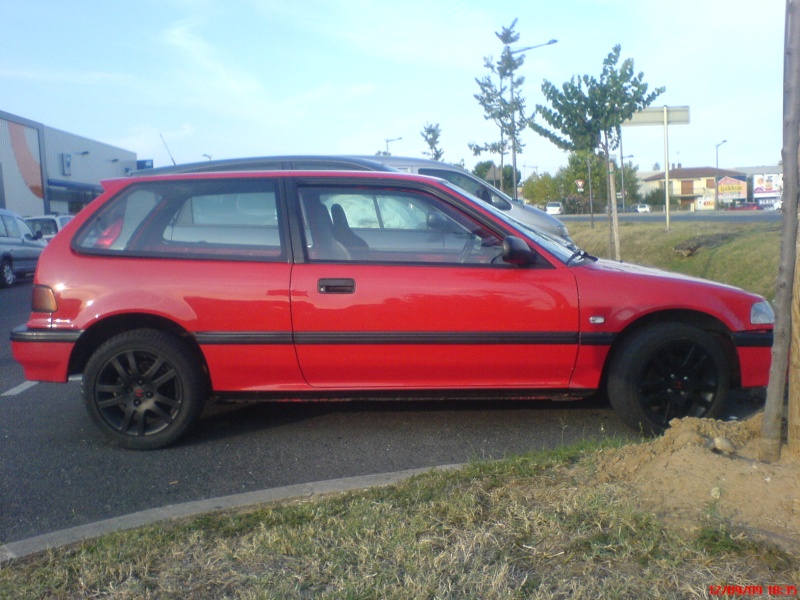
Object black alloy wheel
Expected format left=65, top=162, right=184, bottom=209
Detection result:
left=0, top=260, right=14, bottom=288
left=83, top=329, right=207, bottom=450
left=608, top=323, right=730, bottom=434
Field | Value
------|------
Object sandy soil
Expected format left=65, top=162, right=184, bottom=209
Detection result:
left=594, top=414, right=800, bottom=552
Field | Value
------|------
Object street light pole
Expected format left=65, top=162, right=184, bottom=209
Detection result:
left=385, top=137, right=402, bottom=154
left=619, top=153, right=634, bottom=212
left=715, top=139, right=727, bottom=208
left=509, top=38, right=557, bottom=201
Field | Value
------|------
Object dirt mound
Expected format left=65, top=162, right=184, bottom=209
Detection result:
left=595, top=414, right=800, bottom=551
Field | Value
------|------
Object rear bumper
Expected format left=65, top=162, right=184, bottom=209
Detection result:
left=10, top=326, right=81, bottom=382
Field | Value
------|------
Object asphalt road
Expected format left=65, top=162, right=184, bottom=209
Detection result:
left=561, top=207, right=784, bottom=225
left=0, top=258, right=766, bottom=545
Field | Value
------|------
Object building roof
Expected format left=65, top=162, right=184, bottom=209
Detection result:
left=643, top=167, right=746, bottom=182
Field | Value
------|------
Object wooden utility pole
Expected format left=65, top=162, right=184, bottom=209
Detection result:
left=760, top=0, right=800, bottom=461
left=789, top=0, right=800, bottom=456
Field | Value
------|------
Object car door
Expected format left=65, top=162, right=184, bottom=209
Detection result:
left=0, top=214, right=43, bottom=271
left=289, top=180, right=581, bottom=390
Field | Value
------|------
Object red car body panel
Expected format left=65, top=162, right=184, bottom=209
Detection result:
left=11, top=171, right=773, bottom=403
left=290, top=262, right=580, bottom=388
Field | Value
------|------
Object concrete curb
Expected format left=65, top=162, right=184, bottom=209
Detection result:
left=0, top=463, right=464, bottom=564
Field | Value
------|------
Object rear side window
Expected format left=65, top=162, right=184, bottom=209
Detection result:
left=74, top=179, right=285, bottom=261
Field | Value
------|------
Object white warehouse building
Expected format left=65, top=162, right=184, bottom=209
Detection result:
left=0, top=110, right=138, bottom=217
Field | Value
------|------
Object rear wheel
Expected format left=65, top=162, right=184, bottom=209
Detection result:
left=0, top=259, right=14, bottom=288
left=607, top=323, right=730, bottom=434
left=83, top=329, right=208, bottom=450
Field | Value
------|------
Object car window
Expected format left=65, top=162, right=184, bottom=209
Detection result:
left=74, top=179, right=285, bottom=261
left=17, top=217, right=36, bottom=238
left=298, top=185, right=504, bottom=265
left=27, top=218, right=58, bottom=236
left=417, top=168, right=513, bottom=211
left=0, top=217, right=9, bottom=238
left=2, top=215, right=21, bottom=238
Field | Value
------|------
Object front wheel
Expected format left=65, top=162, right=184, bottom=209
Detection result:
left=0, top=260, right=14, bottom=288
left=607, top=323, right=730, bottom=434
left=83, top=329, right=208, bottom=450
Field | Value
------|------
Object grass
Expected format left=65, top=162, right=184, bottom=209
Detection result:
left=1, top=440, right=797, bottom=599
left=568, top=218, right=782, bottom=301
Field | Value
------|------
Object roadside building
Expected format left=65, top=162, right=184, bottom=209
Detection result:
left=735, top=165, right=783, bottom=208
left=642, top=166, right=747, bottom=210
left=0, top=110, right=137, bottom=217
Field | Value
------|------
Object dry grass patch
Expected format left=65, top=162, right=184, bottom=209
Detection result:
left=2, top=439, right=797, bottom=599
left=569, top=219, right=781, bottom=301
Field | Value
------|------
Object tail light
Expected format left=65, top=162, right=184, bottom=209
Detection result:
left=32, top=285, right=58, bottom=313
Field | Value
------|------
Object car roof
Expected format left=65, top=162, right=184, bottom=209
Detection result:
left=350, top=155, right=468, bottom=172
left=111, top=169, right=448, bottom=187
left=130, top=155, right=399, bottom=176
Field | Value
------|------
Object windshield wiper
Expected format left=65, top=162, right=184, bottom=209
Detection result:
left=565, top=248, right=596, bottom=266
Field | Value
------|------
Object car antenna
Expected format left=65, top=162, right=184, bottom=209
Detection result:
left=159, top=133, right=177, bottom=166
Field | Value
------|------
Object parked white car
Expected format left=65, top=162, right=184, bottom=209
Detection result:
left=545, top=201, right=564, bottom=215
left=631, top=204, right=651, bottom=213
left=24, top=214, right=73, bottom=242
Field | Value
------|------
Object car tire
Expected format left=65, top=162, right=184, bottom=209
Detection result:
left=607, top=323, right=729, bottom=434
left=83, top=329, right=208, bottom=450
left=0, top=259, right=14, bottom=288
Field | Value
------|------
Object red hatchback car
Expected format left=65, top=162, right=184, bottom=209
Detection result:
left=11, top=171, right=774, bottom=449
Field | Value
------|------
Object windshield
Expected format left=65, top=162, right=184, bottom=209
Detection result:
left=438, top=181, right=583, bottom=264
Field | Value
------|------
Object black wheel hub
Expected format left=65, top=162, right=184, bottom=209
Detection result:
left=94, top=350, right=182, bottom=437
left=637, top=341, right=718, bottom=426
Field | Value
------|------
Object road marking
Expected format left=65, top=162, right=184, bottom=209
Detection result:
left=2, top=381, right=38, bottom=396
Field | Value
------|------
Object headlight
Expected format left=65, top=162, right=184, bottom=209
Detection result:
left=751, top=301, right=775, bottom=325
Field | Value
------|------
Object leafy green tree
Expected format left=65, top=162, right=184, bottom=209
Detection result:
left=530, top=45, right=664, bottom=255
left=643, top=187, right=665, bottom=207
left=522, top=172, right=561, bottom=205
left=469, top=19, right=530, bottom=194
left=617, top=159, right=641, bottom=206
left=473, top=160, right=495, bottom=181
left=421, top=123, right=444, bottom=161
left=556, top=152, right=608, bottom=212
left=500, top=165, right=521, bottom=192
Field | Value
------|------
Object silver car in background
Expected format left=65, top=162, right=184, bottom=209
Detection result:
left=358, top=155, right=572, bottom=244
left=133, top=154, right=572, bottom=244
left=24, top=214, right=74, bottom=242
left=0, top=208, right=47, bottom=287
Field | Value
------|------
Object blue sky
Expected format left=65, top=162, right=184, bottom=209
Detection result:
left=0, top=0, right=785, bottom=176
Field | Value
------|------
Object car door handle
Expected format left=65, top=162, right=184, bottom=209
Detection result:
left=318, top=278, right=356, bottom=294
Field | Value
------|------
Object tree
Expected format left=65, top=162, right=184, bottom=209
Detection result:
left=761, top=0, right=800, bottom=462
left=469, top=19, right=530, bottom=194
left=530, top=45, right=664, bottom=257
left=617, top=158, right=641, bottom=207
left=500, top=165, right=521, bottom=193
left=473, top=160, right=496, bottom=182
left=421, top=123, right=444, bottom=161
left=522, top=172, right=561, bottom=205
left=556, top=152, right=608, bottom=212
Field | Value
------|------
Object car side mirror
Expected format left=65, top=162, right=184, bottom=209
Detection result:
left=502, top=236, right=536, bottom=266
left=426, top=212, right=460, bottom=233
